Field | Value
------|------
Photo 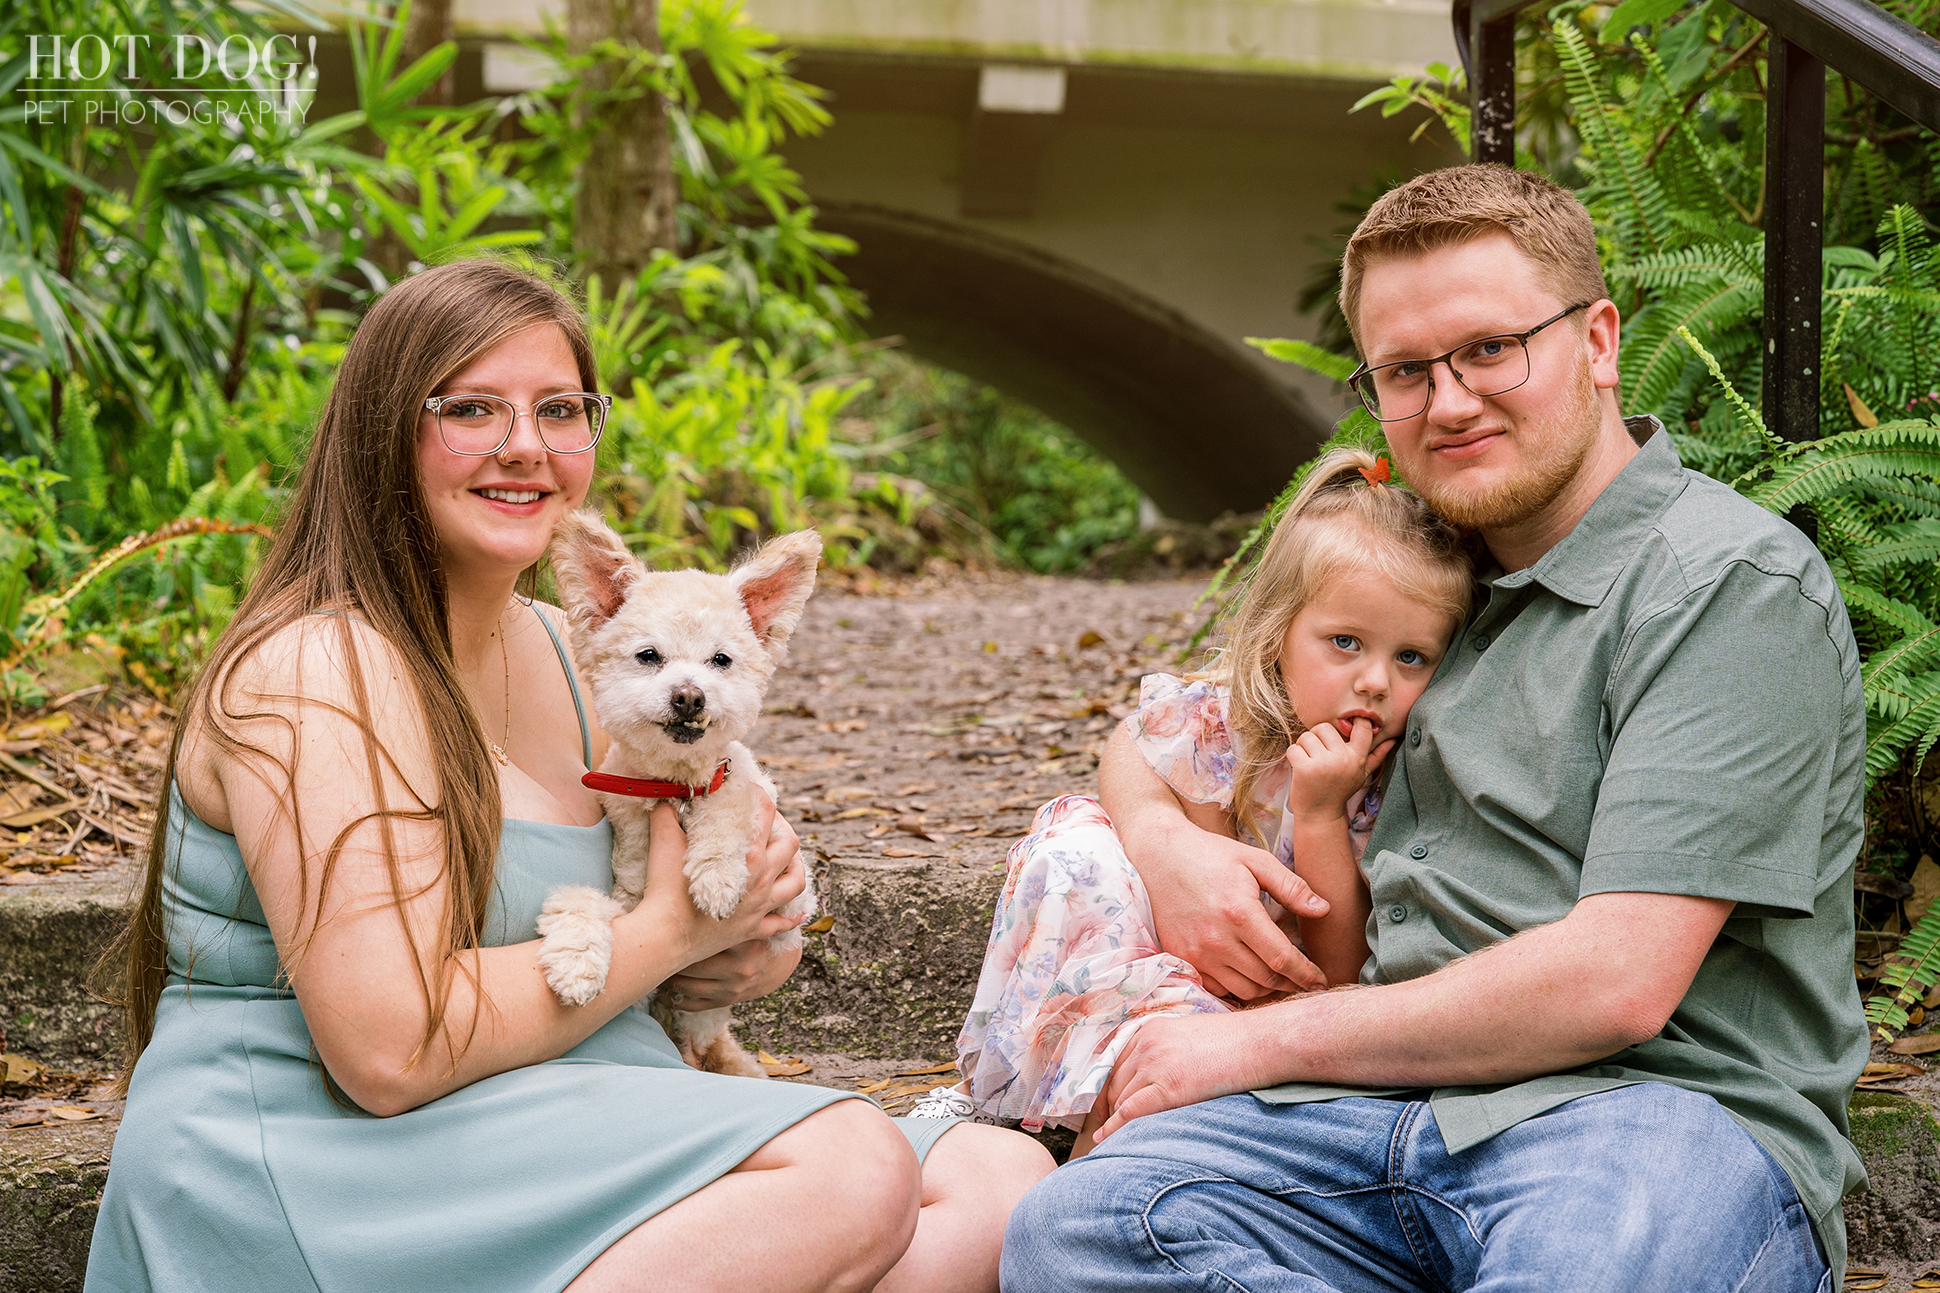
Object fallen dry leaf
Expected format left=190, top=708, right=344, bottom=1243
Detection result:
left=1925, top=984, right=1940, bottom=1010
left=819, top=719, right=868, bottom=734
left=831, top=806, right=885, bottom=821
left=0, top=798, right=82, bottom=829
left=7, top=713, right=71, bottom=741
left=825, top=786, right=873, bottom=802
left=803, top=914, right=834, bottom=934
left=895, top=815, right=937, bottom=840
left=1076, top=631, right=1105, bottom=649
left=2, top=1052, right=45, bottom=1087
left=894, top=781, right=940, bottom=796
left=864, top=823, right=893, bottom=838
left=48, top=1105, right=99, bottom=1121
left=1856, top=1061, right=1926, bottom=1086
left=756, top=1049, right=812, bottom=1077
left=881, top=845, right=937, bottom=859
left=1909, top=855, right=1940, bottom=923
left=1888, top=1033, right=1940, bottom=1056
left=0, top=785, right=44, bottom=818
left=894, top=1060, right=960, bottom=1077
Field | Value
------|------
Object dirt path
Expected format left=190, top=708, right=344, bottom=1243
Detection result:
left=756, top=568, right=1211, bottom=877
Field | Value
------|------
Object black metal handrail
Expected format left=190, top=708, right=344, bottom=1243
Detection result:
left=1451, top=0, right=1940, bottom=445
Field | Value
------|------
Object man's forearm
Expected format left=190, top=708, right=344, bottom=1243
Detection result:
left=1225, top=891, right=1735, bottom=1090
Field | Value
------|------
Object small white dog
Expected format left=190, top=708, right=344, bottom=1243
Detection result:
left=536, top=510, right=820, bottom=1077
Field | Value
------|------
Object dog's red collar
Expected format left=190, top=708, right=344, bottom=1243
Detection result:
left=582, top=761, right=731, bottom=800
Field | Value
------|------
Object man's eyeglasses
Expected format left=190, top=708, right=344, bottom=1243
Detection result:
left=422, top=392, right=613, bottom=456
left=1347, top=303, right=1591, bottom=423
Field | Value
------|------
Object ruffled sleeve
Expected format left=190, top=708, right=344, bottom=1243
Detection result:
left=1128, top=674, right=1238, bottom=809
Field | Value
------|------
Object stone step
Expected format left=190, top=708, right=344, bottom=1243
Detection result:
left=0, top=846, right=1005, bottom=1068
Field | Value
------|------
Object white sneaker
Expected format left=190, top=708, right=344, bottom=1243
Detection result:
left=905, top=1085, right=1001, bottom=1123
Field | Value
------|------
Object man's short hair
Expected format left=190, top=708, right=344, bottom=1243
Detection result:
left=1340, top=163, right=1610, bottom=348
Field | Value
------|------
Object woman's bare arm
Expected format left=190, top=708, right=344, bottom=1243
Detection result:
left=201, top=618, right=805, bottom=1116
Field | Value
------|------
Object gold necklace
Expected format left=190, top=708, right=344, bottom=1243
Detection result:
left=488, top=617, right=510, bottom=766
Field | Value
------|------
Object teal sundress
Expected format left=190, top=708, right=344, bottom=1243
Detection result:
left=85, top=606, right=955, bottom=1292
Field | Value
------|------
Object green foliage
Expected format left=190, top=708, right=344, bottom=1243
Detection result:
left=835, top=355, right=1141, bottom=575
left=0, top=0, right=1139, bottom=699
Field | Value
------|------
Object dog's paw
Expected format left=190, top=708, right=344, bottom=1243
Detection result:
left=537, top=885, right=626, bottom=1007
left=687, top=863, right=749, bottom=921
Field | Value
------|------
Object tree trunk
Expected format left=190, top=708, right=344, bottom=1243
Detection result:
left=567, top=0, right=679, bottom=289
left=401, top=0, right=455, bottom=106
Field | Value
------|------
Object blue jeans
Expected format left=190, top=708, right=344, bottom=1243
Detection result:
left=1000, top=1083, right=1829, bottom=1292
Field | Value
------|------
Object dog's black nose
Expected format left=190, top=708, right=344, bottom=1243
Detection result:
left=670, top=685, right=706, bottom=720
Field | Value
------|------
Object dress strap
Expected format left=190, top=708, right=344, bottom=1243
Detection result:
left=530, top=603, right=592, bottom=770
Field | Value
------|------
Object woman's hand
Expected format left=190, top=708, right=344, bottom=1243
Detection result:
left=663, top=939, right=802, bottom=1010
left=1283, top=718, right=1391, bottom=819
left=631, top=794, right=811, bottom=975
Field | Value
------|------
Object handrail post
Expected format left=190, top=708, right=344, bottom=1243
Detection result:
left=1761, top=35, right=1826, bottom=448
left=1469, top=9, right=1518, bottom=164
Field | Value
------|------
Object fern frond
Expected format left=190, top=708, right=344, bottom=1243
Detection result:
left=1624, top=281, right=1760, bottom=416
left=1858, top=518, right=1940, bottom=572
left=1246, top=337, right=1357, bottom=384
left=1869, top=901, right=1940, bottom=1041
left=1866, top=624, right=1940, bottom=689
left=1746, top=423, right=1940, bottom=513
left=1677, top=325, right=1781, bottom=454
left=1555, top=21, right=1670, bottom=259
left=1860, top=476, right=1940, bottom=518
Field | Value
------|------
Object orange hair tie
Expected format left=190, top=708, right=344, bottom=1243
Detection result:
left=1358, top=457, right=1392, bottom=487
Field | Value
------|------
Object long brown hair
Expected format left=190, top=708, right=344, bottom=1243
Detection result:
left=104, top=259, right=600, bottom=1090
left=1218, top=447, right=1473, bottom=843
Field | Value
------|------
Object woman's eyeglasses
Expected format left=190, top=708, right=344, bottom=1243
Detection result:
left=422, top=392, right=613, bottom=456
left=1347, top=303, right=1591, bottom=422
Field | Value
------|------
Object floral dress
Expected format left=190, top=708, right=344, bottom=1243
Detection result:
left=955, top=674, right=1380, bottom=1131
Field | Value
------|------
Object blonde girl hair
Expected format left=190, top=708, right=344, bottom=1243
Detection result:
left=1220, top=445, right=1473, bottom=844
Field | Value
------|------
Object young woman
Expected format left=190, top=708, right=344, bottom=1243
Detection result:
left=87, top=259, right=1050, bottom=1293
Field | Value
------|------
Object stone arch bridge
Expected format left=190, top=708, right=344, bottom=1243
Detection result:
left=458, top=0, right=1460, bottom=519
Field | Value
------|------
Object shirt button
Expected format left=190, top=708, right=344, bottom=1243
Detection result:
left=1389, top=904, right=1407, bottom=923
left=1410, top=844, right=1429, bottom=859
left=1473, top=633, right=1490, bottom=652
left=1408, top=728, right=1422, bottom=748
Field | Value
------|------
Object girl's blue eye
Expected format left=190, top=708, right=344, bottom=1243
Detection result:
left=1398, top=649, right=1426, bottom=666
left=1331, top=635, right=1359, bottom=651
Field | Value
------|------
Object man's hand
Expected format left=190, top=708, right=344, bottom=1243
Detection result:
left=1101, top=723, right=1332, bottom=997
left=1283, top=718, right=1391, bottom=819
left=1090, top=1012, right=1265, bottom=1144
left=1139, top=831, right=1333, bottom=997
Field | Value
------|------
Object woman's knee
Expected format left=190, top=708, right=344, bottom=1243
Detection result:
left=754, top=1099, right=923, bottom=1240
left=922, top=1123, right=1054, bottom=1208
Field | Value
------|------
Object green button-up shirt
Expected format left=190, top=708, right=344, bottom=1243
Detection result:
left=1253, top=418, right=1870, bottom=1274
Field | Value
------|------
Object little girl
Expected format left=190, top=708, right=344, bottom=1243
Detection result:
left=911, top=447, right=1473, bottom=1147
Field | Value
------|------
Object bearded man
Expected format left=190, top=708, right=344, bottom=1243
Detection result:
left=999, top=164, right=1866, bottom=1292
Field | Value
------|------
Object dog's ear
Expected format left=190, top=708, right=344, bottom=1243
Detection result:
left=730, top=530, right=821, bottom=660
left=549, top=510, right=640, bottom=636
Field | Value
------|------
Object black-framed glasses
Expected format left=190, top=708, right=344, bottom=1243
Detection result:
left=1347, top=302, right=1591, bottom=422
left=422, top=391, right=613, bottom=456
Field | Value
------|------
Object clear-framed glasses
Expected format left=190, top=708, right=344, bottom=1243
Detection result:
left=422, top=391, right=613, bottom=456
left=1346, top=302, right=1591, bottom=422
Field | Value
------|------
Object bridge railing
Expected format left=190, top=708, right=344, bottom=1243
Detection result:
left=1451, top=0, right=1940, bottom=445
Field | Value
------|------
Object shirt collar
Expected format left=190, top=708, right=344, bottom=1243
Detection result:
left=1485, top=415, right=1685, bottom=608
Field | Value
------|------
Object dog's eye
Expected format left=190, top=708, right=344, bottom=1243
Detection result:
left=710, top=653, right=732, bottom=669
left=636, top=647, right=661, bottom=666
